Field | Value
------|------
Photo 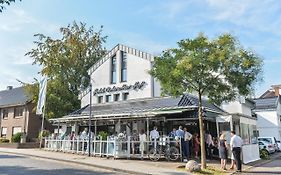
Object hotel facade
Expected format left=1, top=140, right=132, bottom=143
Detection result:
left=51, top=44, right=259, bottom=163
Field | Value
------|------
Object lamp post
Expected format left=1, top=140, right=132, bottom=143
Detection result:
left=88, top=83, right=92, bottom=157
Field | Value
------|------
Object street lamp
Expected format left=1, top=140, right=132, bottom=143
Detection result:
left=88, top=83, right=92, bottom=157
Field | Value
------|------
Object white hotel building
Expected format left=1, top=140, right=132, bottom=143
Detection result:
left=50, top=44, right=259, bottom=162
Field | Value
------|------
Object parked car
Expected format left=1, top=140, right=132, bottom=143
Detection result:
left=258, top=137, right=278, bottom=152
left=276, top=140, right=281, bottom=152
left=258, top=141, right=275, bottom=154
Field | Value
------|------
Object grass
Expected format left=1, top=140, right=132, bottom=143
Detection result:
left=177, top=165, right=229, bottom=175
left=193, top=166, right=229, bottom=175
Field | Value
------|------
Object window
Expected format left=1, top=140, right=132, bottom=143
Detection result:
left=111, top=55, right=117, bottom=84
left=1, top=127, right=7, bottom=137
left=2, top=109, right=8, bottom=119
left=114, top=94, right=120, bottom=101
left=121, top=51, right=127, bottom=82
left=105, top=95, right=112, bottom=102
left=12, top=127, right=21, bottom=136
left=97, top=96, right=103, bottom=104
left=123, top=92, right=129, bottom=101
left=14, top=107, right=23, bottom=118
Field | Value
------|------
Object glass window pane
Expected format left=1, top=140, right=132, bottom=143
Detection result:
left=12, top=127, right=21, bottom=135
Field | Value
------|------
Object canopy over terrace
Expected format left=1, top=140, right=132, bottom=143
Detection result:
left=50, top=94, right=227, bottom=136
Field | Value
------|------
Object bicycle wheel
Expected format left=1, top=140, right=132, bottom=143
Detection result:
left=148, top=148, right=161, bottom=161
left=166, top=146, right=179, bottom=161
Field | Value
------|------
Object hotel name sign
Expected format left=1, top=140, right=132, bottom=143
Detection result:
left=93, top=81, right=146, bottom=95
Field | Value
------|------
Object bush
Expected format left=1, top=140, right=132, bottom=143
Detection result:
left=0, top=138, right=9, bottom=143
left=11, top=132, right=22, bottom=143
left=98, top=131, right=108, bottom=140
left=38, top=130, right=50, bottom=139
left=260, top=149, right=270, bottom=160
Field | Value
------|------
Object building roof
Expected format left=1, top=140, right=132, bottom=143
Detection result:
left=259, top=90, right=276, bottom=98
left=63, top=94, right=226, bottom=119
left=253, top=96, right=279, bottom=110
left=87, top=44, right=154, bottom=76
left=0, top=86, right=31, bottom=107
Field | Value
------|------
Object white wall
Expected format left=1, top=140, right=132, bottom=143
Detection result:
left=221, top=100, right=253, bottom=117
left=81, top=50, right=161, bottom=107
left=221, top=101, right=242, bottom=114
left=256, top=111, right=281, bottom=140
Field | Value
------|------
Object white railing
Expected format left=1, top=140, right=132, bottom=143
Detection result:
left=44, top=136, right=182, bottom=161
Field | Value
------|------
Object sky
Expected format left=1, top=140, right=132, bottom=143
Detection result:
left=0, top=0, right=280, bottom=97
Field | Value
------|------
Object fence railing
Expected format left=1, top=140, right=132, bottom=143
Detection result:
left=44, top=136, right=182, bottom=161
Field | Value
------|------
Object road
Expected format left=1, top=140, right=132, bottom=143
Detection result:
left=243, top=157, right=281, bottom=174
left=0, top=153, right=126, bottom=175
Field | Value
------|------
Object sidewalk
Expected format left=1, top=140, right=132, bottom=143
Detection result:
left=1, top=148, right=278, bottom=175
left=0, top=148, right=188, bottom=175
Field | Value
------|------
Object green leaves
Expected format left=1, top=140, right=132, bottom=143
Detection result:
left=150, top=33, right=263, bottom=105
left=0, top=0, right=19, bottom=13
left=25, top=21, right=107, bottom=119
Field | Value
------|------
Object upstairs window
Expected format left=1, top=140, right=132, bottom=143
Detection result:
left=111, top=55, right=117, bottom=84
left=14, top=107, right=23, bottom=118
left=121, top=51, right=127, bottom=82
left=2, top=109, right=8, bottom=119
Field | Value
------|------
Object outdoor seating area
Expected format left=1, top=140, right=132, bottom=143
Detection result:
left=44, top=136, right=182, bottom=161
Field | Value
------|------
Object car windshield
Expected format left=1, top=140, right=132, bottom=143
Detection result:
left=259, top=138, right=272, bottom=143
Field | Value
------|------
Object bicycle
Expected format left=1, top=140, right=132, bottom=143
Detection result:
left=148, top=140, right=180, bottom=161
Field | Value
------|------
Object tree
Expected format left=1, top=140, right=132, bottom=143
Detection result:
left=0, top=0, right=20, bottom=12
left=150, top=33, right=263, bottom=169
left=25, top=21, right=107, bottom=119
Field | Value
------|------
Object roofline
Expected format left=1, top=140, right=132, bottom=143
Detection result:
left=0, top=100, right=32, bottom=108
left=87, top=44, right=154, bottom=75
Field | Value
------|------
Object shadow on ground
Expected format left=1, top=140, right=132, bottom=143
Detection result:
left=0, top=154, right=26, bottom=159
left=0, top=165, right=121, bottom=175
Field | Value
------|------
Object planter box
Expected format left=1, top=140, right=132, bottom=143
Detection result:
left=0, top=142, right=39, bottom=149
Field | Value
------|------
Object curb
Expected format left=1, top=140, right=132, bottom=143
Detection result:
left=230, top=153, right=281, bottom=175
left=0, top=150, right=150, bottom=175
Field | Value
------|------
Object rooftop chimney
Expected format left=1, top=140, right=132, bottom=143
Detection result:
left=271, top=84, right=281, bottom=96
left=6, top=86, right=13, bottom=90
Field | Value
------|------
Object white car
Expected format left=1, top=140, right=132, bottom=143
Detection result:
left=258, top=137, right=278, bottom=152
left=258, top=141, right=275, bottom=154
left=276, top=140, right=281, bottom=152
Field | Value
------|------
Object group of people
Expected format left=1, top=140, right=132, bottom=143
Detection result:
left=167, top=126, right=216, bottom=161
left=219, top=131, right=243, bottom=172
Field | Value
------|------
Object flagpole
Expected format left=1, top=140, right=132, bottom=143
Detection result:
left=39, top=80, right=48, bottom=149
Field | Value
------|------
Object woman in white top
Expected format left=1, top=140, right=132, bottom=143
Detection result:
left=139, top=129, right=147, bottom=158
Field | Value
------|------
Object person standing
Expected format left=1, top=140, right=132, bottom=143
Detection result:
left=139, top=129, right=147, bottom=159
left=219, top=133, right=228, bottom=170
left=205, top=131, right=214, bottom=159
left=183, top=127, right=192, bottom=160
left=176, top=126, right=185, bottom=160
left=193, top=133, right=200, bottom=159
left=230, top=131, right=243, bottom=172
left=150, top=126, right=159, bottom=140
left=169, top=128, right=177, bottom=138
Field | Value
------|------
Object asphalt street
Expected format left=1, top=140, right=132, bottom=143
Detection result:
left=0, top=153, right=126, bottom=175
left=243, top=157, right=281, bottom=175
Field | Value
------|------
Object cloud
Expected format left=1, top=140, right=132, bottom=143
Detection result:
left=0, top=9, right=36, bottom=32
left=205, top=0, right=281, bottom=35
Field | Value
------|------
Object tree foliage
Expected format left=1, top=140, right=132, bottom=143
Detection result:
left=0, top=0, right=20, bottom=12
left=150, top=33, right=263, bottom=168
left=25, top=21, right=107, bottom=119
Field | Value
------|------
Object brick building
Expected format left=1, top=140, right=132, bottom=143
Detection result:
left=0, top=86, right=51, bottom=142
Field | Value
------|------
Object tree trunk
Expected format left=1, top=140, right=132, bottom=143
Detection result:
left=198, top=92, right=206, bottom=169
